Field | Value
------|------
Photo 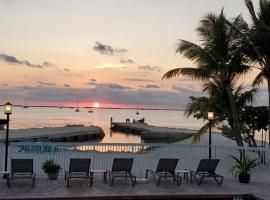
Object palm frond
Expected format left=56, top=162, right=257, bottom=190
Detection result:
left=192, top=122, right=209, bottom=144
left=252, top=71, right=265, bottom=86
left=245, top=0, right=258, bottom=23
left=162, top=68, right=209, bottom=80
left=176, top=40, right=216, bottom=66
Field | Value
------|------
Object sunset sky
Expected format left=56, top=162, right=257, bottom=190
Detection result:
left=0, top=0, right=267, bottom=109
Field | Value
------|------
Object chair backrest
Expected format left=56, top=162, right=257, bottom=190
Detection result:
left=11, top=159, right=33, bottom=174
left=112, top=158, right=134, bottom=173
left=156, top=158, right=179, bottom=173
left=196, top=159, right=220, bottom=174
left=69, top=159, right=91, bottom=173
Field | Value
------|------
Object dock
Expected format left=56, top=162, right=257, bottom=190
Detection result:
left=111, top=119, right=196, bottom=143
left=0, top=125, right=105, bottom=142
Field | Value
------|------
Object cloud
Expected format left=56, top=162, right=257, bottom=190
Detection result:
left=125, top=78, right=156, bottom=83
left=85, top=82, right=97, bottom=86
left=120, top=58, right=135, bottom=64
left=140, top=84, right=160, bottom=89
left=96, top=83, right=132, bottom=90
left=89, top=78, right=96, bottom=82
left=138, top=65, right=161, bottom=72
left=43, top=61, right=57, bottom=68
left=0, top=54, right=42, bottom=68
left=93, top=41, right=128, bottom=56
left=64, top=68, right=70, bottom=72
left=92, top=63, right=125, bottom=69
left=172, top=85, right=202, bottom=96
left=0, top=53, right=69, bottom=72
left=64, top=84, right=71, bottom=88
left=16, top=86, right=35, bottom=90
left=1, top=84, right=267, bottom=108
left=37, top=81, right=56, bottom=86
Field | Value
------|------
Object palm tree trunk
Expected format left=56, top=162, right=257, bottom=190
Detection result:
left=226, top=86, right=244, bottom=146
left=268, top=79, right=270, bottom=148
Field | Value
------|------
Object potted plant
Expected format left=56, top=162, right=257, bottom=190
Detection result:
left=42, top=159, right=61, bottom=180
left=231, top=154, right=259, bottom=184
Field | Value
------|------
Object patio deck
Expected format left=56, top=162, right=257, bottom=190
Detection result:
left=0, top=175, right=269, bottom=200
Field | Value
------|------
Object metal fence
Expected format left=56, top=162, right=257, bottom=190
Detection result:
left=0, top=142, right=269, bottom=182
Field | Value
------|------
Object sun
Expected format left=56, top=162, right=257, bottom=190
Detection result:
left=93, top=102, right=100, bottom=108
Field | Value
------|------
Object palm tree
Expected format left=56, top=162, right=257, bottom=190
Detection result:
left=242, top=0, right=270, bottom=147
left=185, top=87, right=256, bottom=144
left=163, top=11, right=251, bottom=146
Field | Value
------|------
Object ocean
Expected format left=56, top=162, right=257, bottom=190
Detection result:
left=0, top=106, right=204, bottom=143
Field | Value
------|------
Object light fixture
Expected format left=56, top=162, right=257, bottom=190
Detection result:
left=4, top=102, right=12, bottom=115
left=208, top=112, right=214, bottom=120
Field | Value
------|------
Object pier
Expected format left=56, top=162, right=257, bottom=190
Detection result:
left=0, top=125, right=105, bottom=142
left=110, top=118, right=195, bottom=143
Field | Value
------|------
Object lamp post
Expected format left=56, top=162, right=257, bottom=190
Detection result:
left=208, top=112, right=214, bottom=160
left=3, top=102, right=12, bottom=178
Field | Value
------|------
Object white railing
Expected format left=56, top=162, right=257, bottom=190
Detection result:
left=0, top=142, right=269, bottom=182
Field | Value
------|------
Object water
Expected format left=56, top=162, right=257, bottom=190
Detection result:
left=0, top=106, right=204, bottom=143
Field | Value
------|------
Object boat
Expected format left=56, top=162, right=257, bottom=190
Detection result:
left=23, top=98, right=29, bottom=109
left=75, top=99, right=80, bottom=112
left=88, top=101, right=93, bottom=113
left=88, top=109, right=93, bottom=113
left=136, top=105, right=140, bottom=115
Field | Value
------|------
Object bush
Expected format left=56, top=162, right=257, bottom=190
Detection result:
left=42, top=159, right=61, bottom=174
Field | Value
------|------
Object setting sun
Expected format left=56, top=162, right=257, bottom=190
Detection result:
left=93, top=102, right=100, bottom=108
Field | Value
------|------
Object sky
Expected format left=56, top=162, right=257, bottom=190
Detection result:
left=0, top=0, right=268, bottom=109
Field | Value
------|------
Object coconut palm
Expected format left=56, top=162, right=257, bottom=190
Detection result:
left=163, top=11, right=252, bottom=146
left=242, top=0, right=270, bottom=146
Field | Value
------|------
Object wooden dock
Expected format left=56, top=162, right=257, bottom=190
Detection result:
left=111, top=120, right=196, bottom=143
left=0, top=125, right=105, bottom=142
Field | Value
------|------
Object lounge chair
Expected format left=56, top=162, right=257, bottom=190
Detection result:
left=190, top=159, right=223, bottom=185
left=65, top=159, right=93, bottom=187
left=146, top=158, right=182, bottom=186
left=105, top=158, right=136, bottom=186
left=7, top=159, right=36, bottom=188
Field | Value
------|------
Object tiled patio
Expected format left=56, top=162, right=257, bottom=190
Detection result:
left=0, top=175, right=269, bottom=200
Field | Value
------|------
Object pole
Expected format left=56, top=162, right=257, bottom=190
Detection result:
left=3, top=114, right=10, bottom=178
left=209, top=120, right=212, bottom=160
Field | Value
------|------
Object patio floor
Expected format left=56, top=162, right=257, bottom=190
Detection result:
left=0, top=174, right=269, bottom=200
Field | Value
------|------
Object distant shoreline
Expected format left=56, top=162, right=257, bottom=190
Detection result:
left=0, top=105, right=185, bottom=111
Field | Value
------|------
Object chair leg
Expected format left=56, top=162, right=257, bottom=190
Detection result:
left=198, top=176, right=204, bottom=186
left=129, top=174, right=136, bottom=186
left=103, top=172, right=107, bottom=183
left=145, top=169, right=149, bottom=179
left=89, top=177, right=93, bottom=187
left=213, top=176, right=223, bottom=186
left=111, top=176, right=114, bottom=186
left=67, top=178, right=70, bottom=188
left=7, top=178, right=10, bottom=188
left=156, top=176, right=161, bottom=186
left=32, top=178, right=35, bottom=188
left=176, top=176, right=182, bottom=186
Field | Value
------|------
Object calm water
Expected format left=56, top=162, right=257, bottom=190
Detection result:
left=0, top=106, right=204, bottom=143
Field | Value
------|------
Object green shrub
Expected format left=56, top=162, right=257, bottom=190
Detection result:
left=42, top=159, right=61, bottom=174
left=230, top=154, right=259, bottom=177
